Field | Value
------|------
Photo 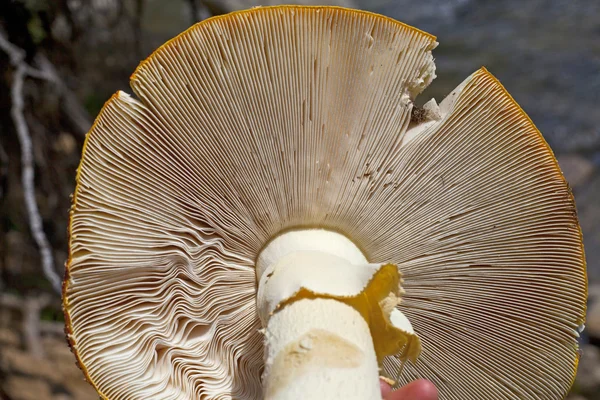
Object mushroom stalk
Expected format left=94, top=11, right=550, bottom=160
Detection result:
left=263, top=297, right=381, bottom=400
left=257, top=230, right=420, bottom=400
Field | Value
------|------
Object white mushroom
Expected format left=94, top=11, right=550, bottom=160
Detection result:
left=63, top=6, right=587, bottom=400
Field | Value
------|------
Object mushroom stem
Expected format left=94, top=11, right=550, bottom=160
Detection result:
left=263, top=297, right=381, bottom=400
left=256, top=230, right=421, bottom=399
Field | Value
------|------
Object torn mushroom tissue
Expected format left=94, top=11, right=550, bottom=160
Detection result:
left=256, top=229, right=421, bottom=399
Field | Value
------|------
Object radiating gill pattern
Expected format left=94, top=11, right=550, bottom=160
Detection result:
left=129, top=7, right=436, bottom=249
left=378, top=70, right=585, bottom=399
left=64, top=5, right=585, bottom=400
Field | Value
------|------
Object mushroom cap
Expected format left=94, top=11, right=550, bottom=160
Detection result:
left=63, top=5, right=587, bottom=400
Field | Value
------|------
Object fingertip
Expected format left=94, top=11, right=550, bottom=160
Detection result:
left=379, top=379, right=393, bottom=397
left=385, top=379, right=438, bottom=400
left=413, top=379, right=438, bottom=400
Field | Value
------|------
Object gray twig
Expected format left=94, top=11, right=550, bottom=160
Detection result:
left=0, top=31, right=63, bottom=294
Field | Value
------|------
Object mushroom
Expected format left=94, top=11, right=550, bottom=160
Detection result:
left=63, top=5, right=587, bottom=400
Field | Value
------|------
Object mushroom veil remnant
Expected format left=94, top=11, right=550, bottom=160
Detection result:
left=63, top=5, right=587, bottom=400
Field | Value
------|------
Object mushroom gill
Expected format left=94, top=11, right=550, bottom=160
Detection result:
left=63, top=5, right=586, bottom=400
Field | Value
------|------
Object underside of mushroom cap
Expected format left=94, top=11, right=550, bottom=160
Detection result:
left=63, top=5, right=586, bottom=400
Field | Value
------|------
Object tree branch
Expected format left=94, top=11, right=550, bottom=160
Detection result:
left=0, top=31, right=63, bottom=295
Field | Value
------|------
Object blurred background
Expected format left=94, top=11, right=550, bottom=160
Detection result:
left=0, top=0, right=598, bottom=399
